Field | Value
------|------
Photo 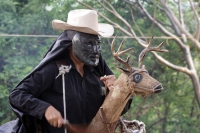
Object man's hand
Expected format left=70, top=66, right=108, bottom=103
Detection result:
left=100, top=75, right=116, bottom=90
left=45, top=106, right=64, bottom=128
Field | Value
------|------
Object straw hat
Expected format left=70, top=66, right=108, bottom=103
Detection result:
left=52, top=9, right=114, bottom=37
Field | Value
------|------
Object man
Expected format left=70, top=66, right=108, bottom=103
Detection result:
left=8, top=9, right=117, bottom=133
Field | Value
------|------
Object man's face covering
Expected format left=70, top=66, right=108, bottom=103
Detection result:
left=72, top=32, right=101, bottom=66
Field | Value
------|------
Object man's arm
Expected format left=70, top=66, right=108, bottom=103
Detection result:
left=9, top=62, right=64, bottom=127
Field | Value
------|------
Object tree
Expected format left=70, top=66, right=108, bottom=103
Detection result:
left=1, top=0, right=200, bottom=132
left=77, top=0, right=200, bottom=132
left=78, top=0, right=200, bottom=107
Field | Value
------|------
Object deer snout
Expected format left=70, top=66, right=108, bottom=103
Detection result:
left=154, top=84, right=163, bottom=93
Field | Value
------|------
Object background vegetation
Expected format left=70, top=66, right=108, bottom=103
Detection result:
left=0, top=0, right=199, bottom=132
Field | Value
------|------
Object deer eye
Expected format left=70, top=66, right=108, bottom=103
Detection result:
left=133, top=74, right=143, bottom=83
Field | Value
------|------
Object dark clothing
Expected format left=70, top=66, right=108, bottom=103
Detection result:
left=7, top=31, right=72, bottom=133
left=9, top=49, right=113, bottom=133
left=6, top=31, right=113, bottom=133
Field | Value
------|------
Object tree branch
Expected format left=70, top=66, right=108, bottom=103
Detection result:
left=103, top=0, right=118, bottom=14
left=189, top=0, right=200, bottom=40
left=97, top=0, right=115, bottom=15
left=151, top=51, right=192, bottom=74
left=78, top=1, right=133, bottom=36
left=178, top=0, right=187, bottom=43
left=124, top=0, right=186, bottom=49
left=148, top=117, right=165, bottom=129
left=160, top=0, right=200, bottom=49
left=126, top=5, right=147, bottom=42
left=102, top=0, right=138, bottom=37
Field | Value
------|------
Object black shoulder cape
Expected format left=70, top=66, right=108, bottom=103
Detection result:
left=0, top=31, right=111, bottom=133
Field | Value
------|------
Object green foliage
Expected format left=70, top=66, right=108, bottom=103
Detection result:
left=79, top=0, right=200, bottom=132
left=0, top=0, right=57, bottom=124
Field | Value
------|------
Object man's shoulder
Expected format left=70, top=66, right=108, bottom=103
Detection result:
left=55, top=59, right=67, bottom=68
left=41, top=58, right=71, bottom=73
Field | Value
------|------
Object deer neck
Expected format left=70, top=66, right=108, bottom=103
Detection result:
left=113, top=73, right=129, bottom=91
left=99, top=73, right=133, bottom=123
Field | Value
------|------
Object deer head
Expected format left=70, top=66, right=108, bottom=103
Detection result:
left=111, top=36, right=168, bottom=97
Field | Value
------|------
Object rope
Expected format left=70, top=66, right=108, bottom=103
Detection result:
left=0, top=34, right=191, bottom=39
left=0, top=34, right=58, bottom=38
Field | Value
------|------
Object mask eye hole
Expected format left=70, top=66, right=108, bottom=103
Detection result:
left=133, top=73, right=143, bottom=83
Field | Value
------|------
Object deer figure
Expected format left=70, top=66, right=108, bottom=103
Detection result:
left=85, top=36, right=168, bottom=133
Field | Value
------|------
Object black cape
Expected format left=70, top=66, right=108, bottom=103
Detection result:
left=0, top=31, right=105, bottom=133
left=0, top=31, right=132, bottom=133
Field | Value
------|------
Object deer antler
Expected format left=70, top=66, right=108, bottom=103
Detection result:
left=139, top=36, right=169, bottom=68
left=111, top=36, right=134, bottom=72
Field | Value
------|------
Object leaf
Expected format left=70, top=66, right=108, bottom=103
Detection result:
left=0, top=112, right=5, bottom=117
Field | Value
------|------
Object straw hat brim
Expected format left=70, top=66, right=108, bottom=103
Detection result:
left=52, top=20, right=114, bottom=37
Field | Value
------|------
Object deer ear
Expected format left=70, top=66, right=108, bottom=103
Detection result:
left=117, top=67, right=130, bottom=74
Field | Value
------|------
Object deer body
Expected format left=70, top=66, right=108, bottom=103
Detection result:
left=86, top=73, right=131, bottom=133
left=86, top=69, right=162, bottom=133
left=85, top=36, right=168, bottom=133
